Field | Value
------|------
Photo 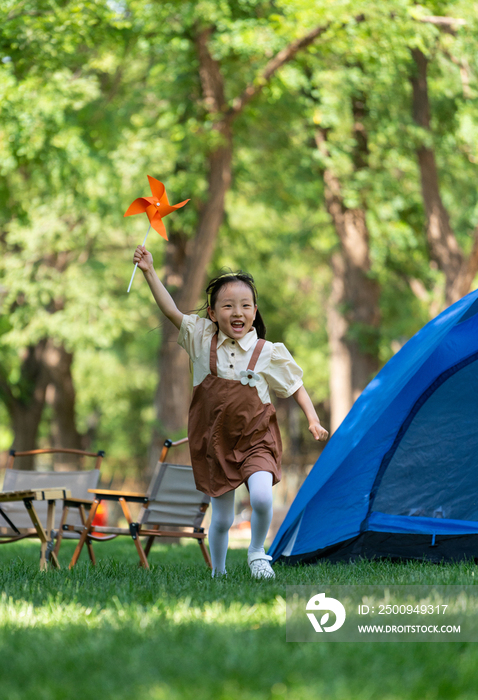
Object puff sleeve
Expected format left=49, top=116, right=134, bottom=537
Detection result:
left=177, top=314, right=215, bottom=361
left=265, top=343, right=303, bottom=399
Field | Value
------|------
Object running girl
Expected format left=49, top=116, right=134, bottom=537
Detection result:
left=133, top=245, right=328, bottom=578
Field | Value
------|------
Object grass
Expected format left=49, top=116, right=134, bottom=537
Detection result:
left=0, top=538, right=477, bottom=700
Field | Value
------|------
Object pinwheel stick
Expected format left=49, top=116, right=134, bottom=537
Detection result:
left=127, top=224, right=151, bottom=293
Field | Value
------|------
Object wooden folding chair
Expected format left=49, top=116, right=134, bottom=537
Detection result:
left=69, top=438, right=212, bottom=569
left=0, top=448, right=105, bottom=568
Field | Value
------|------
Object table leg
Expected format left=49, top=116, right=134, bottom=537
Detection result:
left=24, top=499, right=60, bottom=570
left=45, top=499, right=60, bottom=568
left=53, top=504, right=70, bottom=560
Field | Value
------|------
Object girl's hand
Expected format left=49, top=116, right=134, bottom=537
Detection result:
left=309, top=420, right=329, bottom=442
left=133, top=245, right=153, bottom=272
left=292, top=387, right=329, bottom=442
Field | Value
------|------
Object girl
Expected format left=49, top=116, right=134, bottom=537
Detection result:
left=133, top=245, right=328, bottom=579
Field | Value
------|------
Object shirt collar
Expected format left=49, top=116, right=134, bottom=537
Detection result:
left=217, top=327, right=258, bottom=351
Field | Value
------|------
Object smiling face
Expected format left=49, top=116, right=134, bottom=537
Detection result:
left=208, top=281, right=257, bottom=340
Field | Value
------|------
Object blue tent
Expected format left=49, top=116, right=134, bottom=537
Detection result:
left=270, top=289, right=478, bottom=564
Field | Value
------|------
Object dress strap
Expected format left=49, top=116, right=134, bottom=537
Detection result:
left=247, top=339, right=266, bottom=372
left=209, top=333, right=219, bottom=376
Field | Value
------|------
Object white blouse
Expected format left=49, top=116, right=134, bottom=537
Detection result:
left=177, top=314, right=303, bottom=405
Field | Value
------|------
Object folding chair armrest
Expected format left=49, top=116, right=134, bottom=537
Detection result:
left=88, top=488, right=149, bottom=504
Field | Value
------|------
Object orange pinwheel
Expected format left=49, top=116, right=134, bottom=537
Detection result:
left=125, top=176, right=190, bottom=293
left=124, top=175, right=190, bottom=241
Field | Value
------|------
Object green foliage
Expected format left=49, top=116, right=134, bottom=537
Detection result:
left=1, top=0, right=477, bottom=470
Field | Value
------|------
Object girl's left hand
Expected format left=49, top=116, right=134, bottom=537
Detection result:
left=309, top=420, right=329, bottom=442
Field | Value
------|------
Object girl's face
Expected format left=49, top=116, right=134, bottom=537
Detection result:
left=208, top=281, right=257, bottom=340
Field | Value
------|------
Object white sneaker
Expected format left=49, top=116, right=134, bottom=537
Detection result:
left=211, top=569, right=227, bottom=579
left=248, top=551, right=275, bottom=579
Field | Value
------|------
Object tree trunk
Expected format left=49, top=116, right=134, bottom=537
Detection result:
left=324, top=210, right=381, bottom=432
left=1, top=341, right=50, bottom=469
left=43, top=342, right=84, bottom=464
left=151, top=237, right=196, bottom=466
left=0, top=340, right=84, bottom=468
left=149, top=22, right=343, bottom=464
left=327, top=252, right=353, bottom=429
left=411, top=49, right=478, bottom=305
left=151, top=140, right=234, bottom=465
left=150, top=29, right=233, bottom=467
left=316, top=106, right=381, bottom=432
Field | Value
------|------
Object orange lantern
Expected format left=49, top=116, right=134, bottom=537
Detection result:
left=91, top=499, right=108, bottom=537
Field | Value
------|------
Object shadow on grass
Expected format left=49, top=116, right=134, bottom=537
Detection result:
left=0, top=608, right=475, bottom=700
left=0, top=541, right=477, bottom=700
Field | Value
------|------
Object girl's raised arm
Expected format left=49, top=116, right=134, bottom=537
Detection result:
left=133, top=245, right=184, bottom=330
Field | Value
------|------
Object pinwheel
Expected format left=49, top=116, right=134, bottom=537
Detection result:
left=125, top=175, right=190, bottom=292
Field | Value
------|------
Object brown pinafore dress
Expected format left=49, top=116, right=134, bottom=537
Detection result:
left=188, top=333, right=282, bottom=497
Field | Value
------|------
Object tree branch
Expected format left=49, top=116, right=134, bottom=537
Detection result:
left=0, top=370, right=15, bottom=413
left=452, top=226, right=478, bottom=300
left=410, top=48, right=464, bottom=303
left=195, top=27, right=227, bottom=115
left=5, top=10, right=43, bottom=22
left=228, top=21, right=336, bottom=119
left=227, top=12, right=467, bottom=121
left=406, top=276, right=443, bottom=319
left=419, top=16, right=466, bottom=35
left=442, top=51, right=471, bottom=98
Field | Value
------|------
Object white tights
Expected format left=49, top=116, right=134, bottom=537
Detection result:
left=209, top=471, right=273, bottom=575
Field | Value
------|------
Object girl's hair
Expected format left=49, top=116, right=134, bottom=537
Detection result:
left=202, top=270, right=267, bottom=339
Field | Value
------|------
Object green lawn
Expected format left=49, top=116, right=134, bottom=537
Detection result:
left=0, top=538, right=476, bottom=700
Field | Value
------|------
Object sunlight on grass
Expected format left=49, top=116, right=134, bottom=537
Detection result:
left=0, top=589, right=286, bottom=632
left=1, top=541, right=478, bottom=699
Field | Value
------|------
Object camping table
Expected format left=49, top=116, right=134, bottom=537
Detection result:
left=0, top=487, right=72, bottom=570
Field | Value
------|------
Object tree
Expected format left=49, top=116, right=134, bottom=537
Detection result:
left=308, top=4, right=478, bottom=427
left=411, top=45, right=478, bottom=305
left=0, top=0, right=150, bottom=462
left=149, top=3, right=353, bottom=462
left=315, top=98, right=381, bottom=431
left=1, top=0, right=477, bottom=473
